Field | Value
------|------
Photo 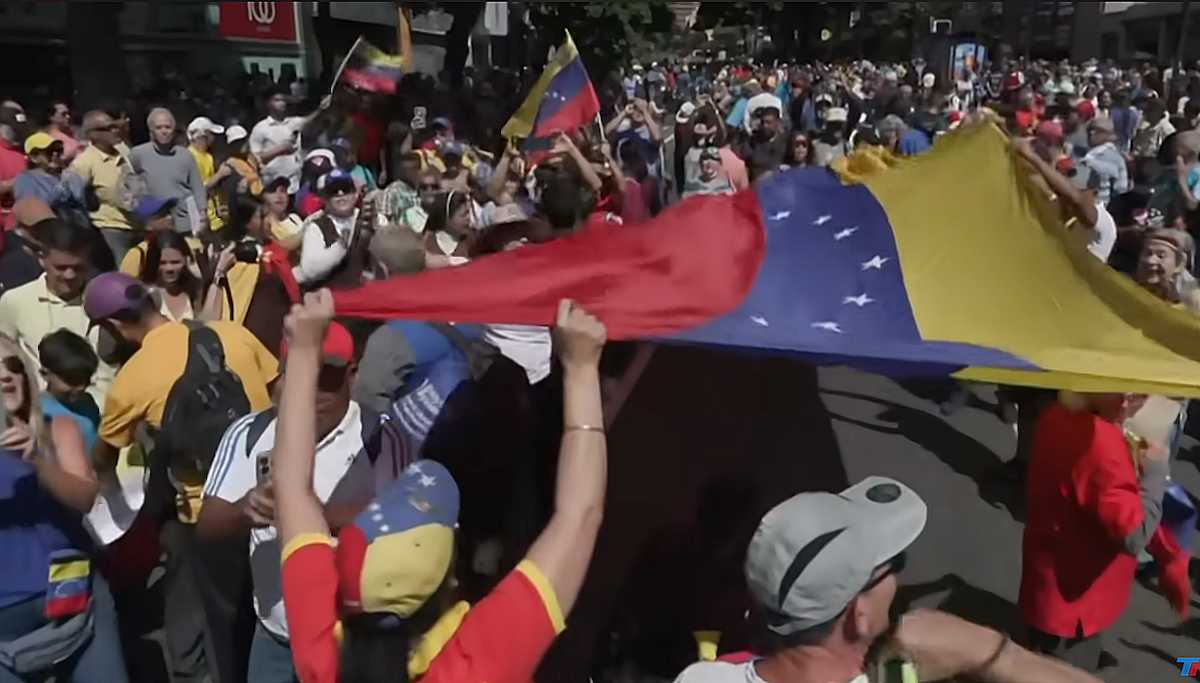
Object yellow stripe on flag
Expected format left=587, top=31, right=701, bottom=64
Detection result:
left=49, top=560, right=90, bottom=583
left=836, top=123, right=1200, bottom=397
left=501, top=31, right=583, bottom=140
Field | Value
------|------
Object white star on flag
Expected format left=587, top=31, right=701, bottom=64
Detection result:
left=811, top=322, right=844, bottom=334
left=407, top=463, right=423, bottom=474
left=750, top=316, right=770, bottom=327
left=861, top=256, right=890, bottom=270
left=419, top=474, right=437, bottom=488
left=813, top=215, right=833, bottom=226
left=834, top=227, right=859, bottom=241
left=769, top=210, right=791, bottom=221
left=843, top=294, right=875, bottom=307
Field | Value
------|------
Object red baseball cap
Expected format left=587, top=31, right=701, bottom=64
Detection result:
left=1036, top=120, right=1064, bottom=142
left=280, top=321, right=354, bottom=367
left=1075, top=100, right=1095, bottom=120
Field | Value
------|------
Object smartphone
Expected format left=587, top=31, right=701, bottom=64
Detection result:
left=256, top=452, right=272, bottom=487
left=412, top=106, right=427, bottom=131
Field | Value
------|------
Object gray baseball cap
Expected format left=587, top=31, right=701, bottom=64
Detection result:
left=745, top=476, right=927, bottom=636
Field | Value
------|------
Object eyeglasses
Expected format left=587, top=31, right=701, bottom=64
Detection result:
left=861, top=552, right=907, bottom=594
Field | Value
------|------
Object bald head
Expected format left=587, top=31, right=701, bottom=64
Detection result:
left=83, top=110, right=119, bottom=151
left=147, top=107, right=177, bottom=147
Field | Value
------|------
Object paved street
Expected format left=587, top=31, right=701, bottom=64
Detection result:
left=820, top=365, right=1196, bottom=682
left=539, top=348, right=1196, bottom=681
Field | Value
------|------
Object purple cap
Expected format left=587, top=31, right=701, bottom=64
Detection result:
left=133, top=196, right=177, bottom=223
left=84, top=272, right=151, bottom=322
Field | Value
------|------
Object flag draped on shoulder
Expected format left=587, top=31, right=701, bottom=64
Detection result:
left=332, top=36, right=407, bottom=95
left=501, top=30, right=600, bottom=151
left=334, top=123, right=1200, bottom=398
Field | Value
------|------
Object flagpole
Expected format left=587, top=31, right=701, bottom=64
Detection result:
left=329, top=35, right=365, bottom=96
left=396, top=6, right=413, bottom=74
left=595, top=112, right=606, bottom=145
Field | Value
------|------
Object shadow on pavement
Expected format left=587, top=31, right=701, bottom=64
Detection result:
left=1118, top=637, right=1186, bottom=671
left=820, top=389, right=1026, bottom=523
left=537, top=348, right=849, bottom=682
left=1142, top=617, right=1200, bottom=641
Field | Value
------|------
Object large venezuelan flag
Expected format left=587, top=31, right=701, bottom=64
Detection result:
left=335, top=123, right=1200, bottom=397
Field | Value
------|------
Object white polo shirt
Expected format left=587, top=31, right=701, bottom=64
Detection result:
left=203, top=401, right=364, bottom=639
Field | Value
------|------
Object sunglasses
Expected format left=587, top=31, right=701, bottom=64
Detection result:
left=861, top=552, right=907, bottom=594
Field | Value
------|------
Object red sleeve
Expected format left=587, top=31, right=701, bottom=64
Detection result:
left=423, top=560, right=564, bottom=683
left=1076, top=425, right=1142, bottom=545
left=280, top=536, right=342, bottom=683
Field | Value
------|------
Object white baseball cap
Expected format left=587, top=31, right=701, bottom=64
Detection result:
left=187, top=116, right=225, bottom=139
left=225, top=125, right=248, bottom=144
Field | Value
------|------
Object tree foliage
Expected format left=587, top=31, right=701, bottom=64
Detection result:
left=526, top=0, right=675, bottom=76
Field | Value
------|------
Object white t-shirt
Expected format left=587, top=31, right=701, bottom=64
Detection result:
left=203, top=402, right=365, bottom=639
left=1087, top=202, right=1117, bottom=262
left=484, top=324, right=552, bottom=385
left=675, top=660, right=868, bottom=683
left=250, top=115, right=305, bottom=193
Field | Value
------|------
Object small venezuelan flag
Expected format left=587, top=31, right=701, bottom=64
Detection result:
left=501, top=31, right=600, bottom=157
left=334, top=36, right=407, bottom=95
left=45, top=550, right=91, bottom=619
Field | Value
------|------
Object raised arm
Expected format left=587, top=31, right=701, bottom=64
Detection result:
left=1012, top=136, right=1099, bottom=229
left=487, top=142, right=519, bottom=203
left=273, top=290, right=336, bottom=551
left=637, top=99, right=662, bottom=143
left=524, top=300, right=607, bottom=617
left=895, top=609, right=1103, bottom=683
left=553, top=132, right=603, bottom=194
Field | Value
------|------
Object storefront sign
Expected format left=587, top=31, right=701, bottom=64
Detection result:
left=218, top=1, right=297, bottom=42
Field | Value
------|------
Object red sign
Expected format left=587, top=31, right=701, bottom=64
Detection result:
left=218, top=2, right=297, bottom=42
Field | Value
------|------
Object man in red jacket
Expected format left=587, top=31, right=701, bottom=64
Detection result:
left=1020, top=392, right=1170, bottom=672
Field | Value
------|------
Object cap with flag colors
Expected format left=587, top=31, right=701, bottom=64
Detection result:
left=332, top=36, right=408, bottom=95
left=334, top=123, right=1200, bottom=398
left=501, top=30, right=600, bottom=154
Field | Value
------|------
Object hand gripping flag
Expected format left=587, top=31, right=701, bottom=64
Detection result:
left=501, top=31, right=600, bottom=155
left=335, top=123, right=1200, bottom=397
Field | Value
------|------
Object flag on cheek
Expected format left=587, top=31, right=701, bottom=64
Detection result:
left=334, top=124, right=1200, bottom=397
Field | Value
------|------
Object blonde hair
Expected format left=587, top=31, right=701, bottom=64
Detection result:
left=0, top=334, right=48, bottom=453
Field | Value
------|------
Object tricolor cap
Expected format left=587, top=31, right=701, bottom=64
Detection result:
left=336, top=460, right=460, bottom=617
left=745, top=476, right=926, bottom=635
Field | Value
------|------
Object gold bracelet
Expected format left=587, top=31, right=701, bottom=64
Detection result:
left=565, top=424, right=605, bottom=434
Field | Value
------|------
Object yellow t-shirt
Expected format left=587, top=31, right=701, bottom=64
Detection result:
left=99, top=320, right=279, bottom=521
left=69, top=143, right=133, bottom=230
left=189, top=145, right=224, bottom=232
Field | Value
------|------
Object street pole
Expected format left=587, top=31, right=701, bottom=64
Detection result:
left=1179, top=0, right=1193, bottom=72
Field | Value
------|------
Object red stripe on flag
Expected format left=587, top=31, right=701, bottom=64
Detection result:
left=45, top=593, right=89, bottom=620
left=533, top=87, right=601, bottom=139
left=334, top=190, right=767, bottom=339
left=341, top=68, right=398, bottom=94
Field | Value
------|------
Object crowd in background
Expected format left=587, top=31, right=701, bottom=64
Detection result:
left=0, top=44, right=1195, bottom=683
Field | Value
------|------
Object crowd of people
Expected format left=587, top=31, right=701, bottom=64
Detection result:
left=0, top=40, right=1194, bottom=683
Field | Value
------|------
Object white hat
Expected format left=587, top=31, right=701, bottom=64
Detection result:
left=305, top=148, right=336, bottom=166
left=1058, top=81, right=1076, bottom=96
left=675, top=101, right=696, bottom=124
left=225, top=125, right=248, bottom=144
left=921, top=73, right=936, bottom=89
left=825, top=107, right=848, bottom=123
left=187, top=116, right=225, bottom=139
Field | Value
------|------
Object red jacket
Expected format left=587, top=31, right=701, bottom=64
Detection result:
left=1019, top=402, right=1142, bottom=637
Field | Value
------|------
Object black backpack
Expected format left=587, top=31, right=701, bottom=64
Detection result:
left=158, top=322, right=253, bottom=479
